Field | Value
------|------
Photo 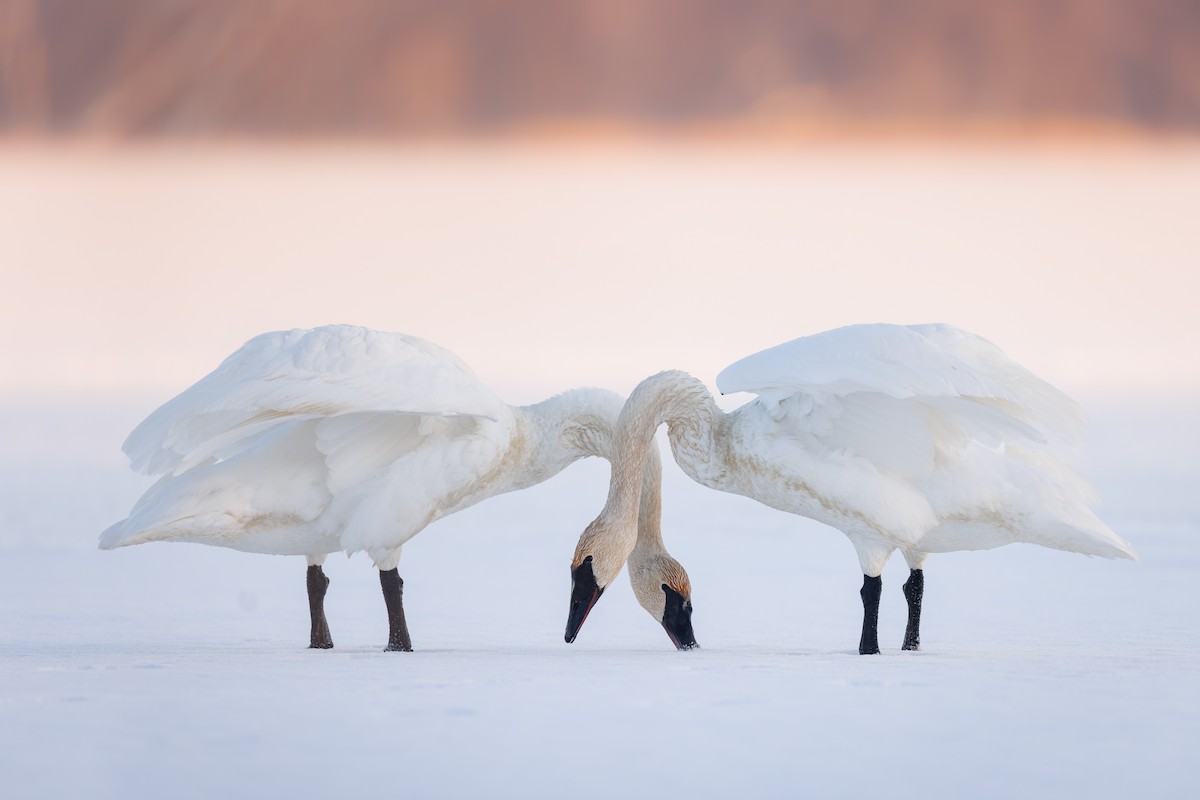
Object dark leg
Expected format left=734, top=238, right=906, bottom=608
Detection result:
left=307, top=565, right=333, bottom=649
left=379, top=568, right=413, bottom=652
left=902, top=569, right=924, bottom=651
left=859, top=574, right=882, bottom=655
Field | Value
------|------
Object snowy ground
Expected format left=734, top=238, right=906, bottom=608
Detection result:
left=2, top=396, right=1197, bottom=800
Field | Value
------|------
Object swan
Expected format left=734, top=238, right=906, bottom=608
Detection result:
left=564, top=323, right=1136, bottom=654
left=101, top=324, right=694, bottom=651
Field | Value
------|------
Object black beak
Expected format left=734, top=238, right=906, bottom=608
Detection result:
left=564, top=556, right=604, bottom=643
left=661, top=584, right=699, bottom=651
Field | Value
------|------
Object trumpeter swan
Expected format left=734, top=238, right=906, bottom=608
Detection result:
left=564, top=323, right=1135, bottom=653
left=101, top=325, right=689, bottom=650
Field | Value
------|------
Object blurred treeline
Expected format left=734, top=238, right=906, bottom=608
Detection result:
left=2, top=0, right=1197, bottom=138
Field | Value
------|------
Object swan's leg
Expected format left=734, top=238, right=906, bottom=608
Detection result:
left=855, top=544, right=892, bottom=655
left=859, top=575, right=882, bottom=655
left=373, top=547, right=412, bottom=652
left=901, top=570, right=924, bottom=650
left=306, top=554, right=333, bottom=649
left=901, top=551, right=927, bottom=651
left=379, top=570, right=413, bottom=652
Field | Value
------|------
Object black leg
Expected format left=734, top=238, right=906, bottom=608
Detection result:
left=307, top=565, right=333, bottom=649
left=902, top=568, right=924, bottom=651
left=379, top=568, right=413, bottom=652
left=859, top=574, right=882, bottom=655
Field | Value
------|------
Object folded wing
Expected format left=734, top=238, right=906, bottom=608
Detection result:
left=717, top=323, right=1082, bottom=463
left=716, top=324, right=1130, bottom=558
left=123, top=325, right=509, bottom=476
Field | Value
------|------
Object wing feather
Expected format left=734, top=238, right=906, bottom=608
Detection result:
left=717, top=323, right=1081, bottom=450
left=718, top=325, right=1127, bottom=557
left=124, top=325, right=508, bottom=476
left=717, top=324, right=1003, bottom=400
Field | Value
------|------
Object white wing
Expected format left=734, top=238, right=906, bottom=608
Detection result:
left=717, top=325, right=1130, bottom=558
left=717, top=323, right=1081, bottom=451
left=100, top=419, right=338, bottom=553
left=906, top=323, right=1084, bottom=445
left=717, top=324, right=1009, bottom=400
left=124, top=325, right=508, bottom=476
left=100, top=409, right=514, bottom=555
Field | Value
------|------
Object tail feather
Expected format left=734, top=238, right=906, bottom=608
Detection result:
left=1058, top=526, right=1138, bottom=561
left=98, top=518, right=140, bottom=550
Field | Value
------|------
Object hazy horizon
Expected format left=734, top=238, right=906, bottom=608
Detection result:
left=4, top=142, right=1198, bottom=412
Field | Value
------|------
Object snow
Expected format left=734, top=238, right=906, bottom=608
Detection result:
left=2, top=396, right=1197, bottom=800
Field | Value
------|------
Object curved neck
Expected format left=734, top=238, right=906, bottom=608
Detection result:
left=600, top=371, right=720, bottom=561
left=516, top=387, right=664, bottom=542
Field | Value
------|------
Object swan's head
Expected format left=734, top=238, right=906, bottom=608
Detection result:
left=564, top=517, right=629, bottom=645
left=628, top=550, right=698, bottom=651
left=564, top=517, right=698, bottom=651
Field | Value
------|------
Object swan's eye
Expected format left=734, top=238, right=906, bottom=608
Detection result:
left=661, top=583, right=669, bottom=592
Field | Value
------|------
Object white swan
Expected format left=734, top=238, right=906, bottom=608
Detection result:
left=564, top=323, right=1136, bottom=653
left=101, top=325, right=693, bottom=651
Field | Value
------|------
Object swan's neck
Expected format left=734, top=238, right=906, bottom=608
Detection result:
left=511, top=389, right=615, bottom=487
left=514, top=388, right=664, bottom=540
left=598, top=371, right=720, bottom=564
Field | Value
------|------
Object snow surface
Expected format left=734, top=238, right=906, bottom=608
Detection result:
left=2, top=397, right=1197, bottom=800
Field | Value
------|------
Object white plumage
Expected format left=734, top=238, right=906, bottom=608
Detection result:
left=710, top=323, right=1129, bottom=564
left=120, top=326, right=503, bottom=478
left=102, top=325, right=666, bottom=650
left=103, top=327, right=516, bottom=561
left=570, top=323, right=1135, bottom=653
